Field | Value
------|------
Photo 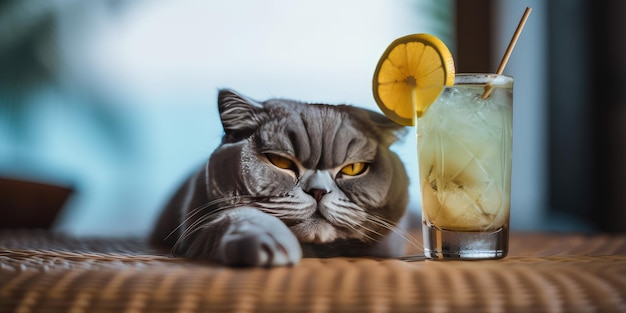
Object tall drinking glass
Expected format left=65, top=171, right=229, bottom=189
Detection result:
left=417, top=74, right=513, bottom=260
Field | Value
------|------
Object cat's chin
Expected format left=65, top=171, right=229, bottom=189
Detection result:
left=289, top=218, right=343, bottom=244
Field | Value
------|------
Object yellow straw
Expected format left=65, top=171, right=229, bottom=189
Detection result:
left=482, top=7, right=532, bottom=99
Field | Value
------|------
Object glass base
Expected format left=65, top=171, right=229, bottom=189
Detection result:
left=422, top=222, right=508, bottom=260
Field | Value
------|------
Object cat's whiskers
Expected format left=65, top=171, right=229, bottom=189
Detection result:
left=169, top=196, right=253, bottom=240
left=256, top=201, right=309, bottom=211
left=341, top=221, right=379, bottom=242
left=352, top=215, right=423, bottom=254
left=353, top=219, right=386, bottom=238
left=367, top=214, right=423, bottom=251
left=167, top=192, right=422, bottom=257
left=254, top=195, right=316, bottom=221
left=317, top=201, right=384, bottom=243
left=255, top=208, right=293, bottom=219
left=173, top=206, right=236, bottom=254
left=167, top=195, right=256, bottom=241
left=171, top=195, right=265, bottom=253
left=331, top=208, right=366, bottom=230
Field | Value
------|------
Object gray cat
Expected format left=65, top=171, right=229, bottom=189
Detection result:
left=150, top=89, right=411, bottom=267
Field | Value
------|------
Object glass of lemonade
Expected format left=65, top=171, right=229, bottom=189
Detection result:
left=417, top=74, right=513, bottom=260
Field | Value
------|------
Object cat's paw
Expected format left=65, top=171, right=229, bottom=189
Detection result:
left=218, top=207, right=302, bottom=267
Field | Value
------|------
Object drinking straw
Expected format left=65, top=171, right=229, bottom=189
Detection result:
left=482, top=7, right=533, bottom=99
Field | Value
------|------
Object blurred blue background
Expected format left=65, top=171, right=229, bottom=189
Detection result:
left=3, top=0, right=605, bottom=237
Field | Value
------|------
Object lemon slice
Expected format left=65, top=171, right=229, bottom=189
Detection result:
left=372, top=34, right=455, bottom=126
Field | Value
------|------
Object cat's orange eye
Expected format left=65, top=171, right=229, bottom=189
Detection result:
left=266, top=154, right=295, bottom=170
left=340, top=162, right=369, bottom=176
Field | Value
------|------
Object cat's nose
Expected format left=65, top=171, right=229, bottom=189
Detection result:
left=303, top=170, right=333, bottom=202
left=307, top=188, right=330, bottom=202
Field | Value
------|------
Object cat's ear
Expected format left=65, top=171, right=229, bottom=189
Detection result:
left=217, top=89, right=265, bottom=141
left=361, top=109, right=408, bottom=146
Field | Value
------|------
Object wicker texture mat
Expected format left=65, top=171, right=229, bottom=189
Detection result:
left=1, top=230, right=625, bottom=313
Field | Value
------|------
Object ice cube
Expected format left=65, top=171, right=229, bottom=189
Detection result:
left=436, top=187, right=494, bottom=230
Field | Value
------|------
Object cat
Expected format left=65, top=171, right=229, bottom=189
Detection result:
left=150, top=89, right=412, bottom=267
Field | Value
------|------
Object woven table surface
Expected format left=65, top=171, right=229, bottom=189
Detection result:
left=1, top=230, right=625, bottom=313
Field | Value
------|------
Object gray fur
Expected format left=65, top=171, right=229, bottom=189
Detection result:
left=151, top=89, right=410, bottom=267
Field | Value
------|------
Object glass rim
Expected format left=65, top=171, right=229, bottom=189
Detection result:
left=453, top=73, right=513, bottom=87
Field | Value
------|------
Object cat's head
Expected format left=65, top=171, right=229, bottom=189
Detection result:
left=208, top=89, right=409, bottom=245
